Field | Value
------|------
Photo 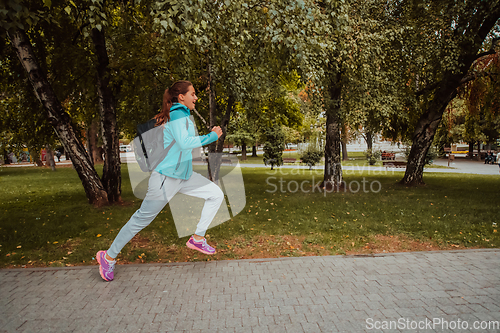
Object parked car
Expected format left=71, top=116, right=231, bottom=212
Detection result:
left=119, top=145, right=131, bottom=152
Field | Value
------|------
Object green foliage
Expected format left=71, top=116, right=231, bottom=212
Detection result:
left=404, top=146, right=437, bottom=165
left=381, top=0, right=499, bottom=142
left=299, top=144, right=323, bottom=170
left=226, top=105, right=258, bottom=148
left=263, top=126, right=285, bottom=170
left=364, top=149, right=381, bottom=166
left=0, top=0, right=56, bottom=36
left=64, top=0, right=109, bottom=35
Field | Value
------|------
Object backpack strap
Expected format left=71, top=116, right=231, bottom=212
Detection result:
left=137, top=119, right=157, bottom=160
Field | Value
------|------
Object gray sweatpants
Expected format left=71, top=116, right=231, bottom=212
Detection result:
left=107, top=171, right=224, bottom=258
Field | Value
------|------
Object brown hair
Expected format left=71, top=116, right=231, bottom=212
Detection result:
left=154, top=80, right=193, bottom=126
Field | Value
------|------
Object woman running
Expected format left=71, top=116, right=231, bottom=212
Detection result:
left=96, top=80, right=224, bottom=281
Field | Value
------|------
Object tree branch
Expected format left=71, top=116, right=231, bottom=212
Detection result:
left=72, top=22, right=90, bottom=45
left=417, top=38, right=499, bottom=96
left=473, top=37, right=499, bottom=61
left=192, top=108, right=210, bottom=130
left=415, top=81, right=441, bottom=97
left=460, top=71, right=499, bottom=85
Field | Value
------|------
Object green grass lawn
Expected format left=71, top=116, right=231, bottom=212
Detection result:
left=0, top=164, right=498, bottom=268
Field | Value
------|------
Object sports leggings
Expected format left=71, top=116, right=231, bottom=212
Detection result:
left=107, top=171, right=224, bottom=258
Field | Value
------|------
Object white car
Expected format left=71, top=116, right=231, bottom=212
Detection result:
left=119, top=145, right=131, bottom=152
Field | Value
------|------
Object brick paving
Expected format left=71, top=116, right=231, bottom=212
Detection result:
left=1, top=249, right=499, bottom=333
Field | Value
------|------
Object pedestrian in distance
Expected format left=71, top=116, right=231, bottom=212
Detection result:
left=497, top=151, right=500, bottom=173
left=96, top=80, right=224, bottom=282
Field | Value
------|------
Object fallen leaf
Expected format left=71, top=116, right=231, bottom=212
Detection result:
left=97, top=234, right=102, bottom=237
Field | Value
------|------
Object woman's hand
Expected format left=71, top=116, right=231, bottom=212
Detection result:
left=212, top=126, right=223, bottom=138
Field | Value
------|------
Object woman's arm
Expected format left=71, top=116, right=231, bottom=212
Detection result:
left=170, top=117, right=219, bottom=150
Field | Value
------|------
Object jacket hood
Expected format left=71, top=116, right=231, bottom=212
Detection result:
left=169, top=103, right=190, bottom=120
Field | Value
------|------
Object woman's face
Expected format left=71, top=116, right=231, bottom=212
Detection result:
left=179, top=85, right=198, bottom=110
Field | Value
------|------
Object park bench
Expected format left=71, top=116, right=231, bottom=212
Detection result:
left=283, top=158, right=297, bottom=164
left=383, top=161, right=407, bottom=168
left=381, top=152, right=395, bottom=160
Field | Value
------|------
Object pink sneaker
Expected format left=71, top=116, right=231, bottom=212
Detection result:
left=186, top=236, right=216, bottom=255
left=96, top=250, right=115, bottom=281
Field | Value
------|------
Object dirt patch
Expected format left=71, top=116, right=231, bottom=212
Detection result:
left=344, top=234, right=477, bottom=255
left=119, top=233, right=474, bottom=264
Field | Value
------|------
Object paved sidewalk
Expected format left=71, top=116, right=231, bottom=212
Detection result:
left=1, top=249, right=499, bottom=333
left=4, top=153, right=499, bottom=176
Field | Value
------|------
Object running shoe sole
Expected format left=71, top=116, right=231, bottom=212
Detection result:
left=186, top=240, right=216, bottom=255
left=96, top=251, right=113, bottom=282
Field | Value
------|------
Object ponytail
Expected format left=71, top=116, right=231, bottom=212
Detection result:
left=154, top=80, right=192, bottom=126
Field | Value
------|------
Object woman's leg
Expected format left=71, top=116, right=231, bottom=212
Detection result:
left=178, top=172, right=224, bottom=237
left=107, top=172, right=182, bottom=258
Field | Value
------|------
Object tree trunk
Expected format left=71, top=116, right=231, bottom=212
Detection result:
left=241, top=143, right=247, bottom=161
left=207, top=66, right=219, bottom=182
left=205, top=63, right=235, bottom=182
left=341, top=141, right=348, bottom=161
left=322, top=72, right=343, bottom=190
left=341, top=123, right=348, bottom=161
left=402, top=95, right=454, bottom=185
left=28, top=148, right=42, bottom=166
left=45, top=144, right=56, bottom=171
left=8, top=28, right=108, bottom=206
left=468, top=141, right=474, bottom=159
left=477, top=141, right=481, bottom=160
left=252, top=145, right=258, bottom=157
left=87, top=119, right=102, bottom=164
left=91, top=28, right=121, bottom=203
left=401, top=6, right=499, bottom=185
left=216, top=95, right=233, bottom=154
left=211, top=95, right=234, bottom=182
left=366, top=131, right=373, bottom=151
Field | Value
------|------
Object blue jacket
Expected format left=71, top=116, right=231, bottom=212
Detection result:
left=155, top=103, right=218, bottom=179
